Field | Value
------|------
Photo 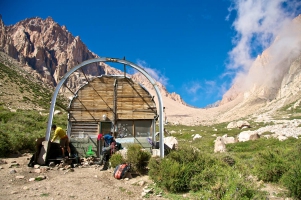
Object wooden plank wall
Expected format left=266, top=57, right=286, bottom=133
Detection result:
left=69, top=76, right=157, bottom=122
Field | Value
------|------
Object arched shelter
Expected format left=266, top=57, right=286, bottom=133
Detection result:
left=45, top=57, right=165, bottom=158
left=67, top=75, right=158, bottom=156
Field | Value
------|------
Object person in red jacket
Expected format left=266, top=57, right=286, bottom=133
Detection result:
left=51, top=124, right=71, bottom=157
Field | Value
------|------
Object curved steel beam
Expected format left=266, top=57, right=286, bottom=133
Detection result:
left=45, top=57, right=165, bottom=157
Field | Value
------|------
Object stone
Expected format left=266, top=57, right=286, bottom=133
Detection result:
left=49, top=162, right=55, bottom=167
left=214, top=137, right=226, bottom=153
left=34, top=164, right=40, bottom=169
left=9, top=169, right=17, bottom=174
left=193, top=134, right=202, bottom=140
left=37, top=175, right=46, bottom=180
left=138, top=181, right=145, bottom=186
left=23, top=186, right=29, bottom=190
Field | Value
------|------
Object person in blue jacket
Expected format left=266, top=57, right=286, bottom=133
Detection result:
left=100, top=132, right=115, bottom=171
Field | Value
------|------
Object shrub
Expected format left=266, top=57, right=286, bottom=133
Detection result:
left=126, top=144, right=151, bottom=173
left=110, top=153, right=126, bottom=169
left=222, top=155, right=236, bottom=166
left=148, top=147, right=266, bottom=198
left=0, top=129, right=11, bottom=157
left=254, top=149, right=288, bottom=182
left=148, top=157, right=162, bottom=181
left=280, top=158, right=301, bottom=199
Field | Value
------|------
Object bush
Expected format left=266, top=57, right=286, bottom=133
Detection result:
left=0, top=129, right=11, bottom=157
left=280, top=159, right=301, bottom=199
left=110, top=153, right=126, bottom=169
left=126, top=144, right=151, bottom=173
left=254, top=149, right=288, bottom=182
left=148, top=146, right=266, bottom=199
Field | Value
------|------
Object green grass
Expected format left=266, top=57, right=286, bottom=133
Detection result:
left=152, top=121, right=301, bottom=199
left=0, top=62, right=68, bottom=110
left=0, top=105, right=67, bottom=156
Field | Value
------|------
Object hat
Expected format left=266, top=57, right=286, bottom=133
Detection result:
left=97, top=133, right=103, bottom=140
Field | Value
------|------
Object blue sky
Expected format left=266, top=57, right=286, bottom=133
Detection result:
left=1, top=0, right=300, bottom=107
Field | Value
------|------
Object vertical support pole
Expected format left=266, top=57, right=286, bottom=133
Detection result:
left=123, top=56, right=126, bottom=78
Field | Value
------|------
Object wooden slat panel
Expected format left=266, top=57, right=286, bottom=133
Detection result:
left=69, top=76, right=157, bottom=121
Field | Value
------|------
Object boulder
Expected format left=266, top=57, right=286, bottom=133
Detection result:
left=214, top=137, right=226, bottom=153
left=237, top=131, right=259, bottom=142
left=227, top=121, right=251, bottom=129
left=221, top=134, right=235, bottom=144
left=164, top=136, right=178, bottom=150
left=226, top=122, right=237, bottom=129
left=237, top=120, right=251, bottom=129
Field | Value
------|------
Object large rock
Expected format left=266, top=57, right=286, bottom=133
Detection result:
left=227, top=121, right=250, bottom=129
left=164, top=136, right=178, bottom=150
left=221, top=134, right=235, bottom=144
left=214, top=137, right=226, bottom=153
left=237, top=131, right=260, bottom=142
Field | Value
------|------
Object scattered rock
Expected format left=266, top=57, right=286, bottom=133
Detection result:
left=49, top=162, right=55, bottom=167
left=34, top=164, right=40, bottom=169
left=23, top=186, right=29, bottom=190
left=193, top=134, right=202, bottom=140
left=0, top=160, right=7, bottom=164
left=9, top=169, right=17, bottom=174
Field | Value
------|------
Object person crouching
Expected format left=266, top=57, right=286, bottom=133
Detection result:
left=51, top=124, right=71, bottom=158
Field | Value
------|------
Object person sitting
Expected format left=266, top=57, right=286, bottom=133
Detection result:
left=51, top=124, right=71, bottom=158
left=100, top=132, right=115, bottom=170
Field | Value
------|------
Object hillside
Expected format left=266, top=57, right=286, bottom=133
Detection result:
left=0, top=51, right=68, bottom=112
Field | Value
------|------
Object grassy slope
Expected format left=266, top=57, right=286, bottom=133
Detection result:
left=0, top=57, right=68, bottom=156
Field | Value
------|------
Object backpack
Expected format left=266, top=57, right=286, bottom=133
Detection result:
left=113, top=164, right=130, bottom=179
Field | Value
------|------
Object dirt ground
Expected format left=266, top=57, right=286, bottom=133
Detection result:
left=0, top=153, right=166, bottom=200
left=0, top=153, right=291, bottom=200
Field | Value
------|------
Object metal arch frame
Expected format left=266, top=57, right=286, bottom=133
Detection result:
left=45, top=57, right=165, bottom=158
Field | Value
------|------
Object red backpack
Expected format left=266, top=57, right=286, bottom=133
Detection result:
left=113, top=164, right=130, bottom=179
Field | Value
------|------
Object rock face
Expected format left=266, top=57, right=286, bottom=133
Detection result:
left=0, top=16, right=116, bottom=90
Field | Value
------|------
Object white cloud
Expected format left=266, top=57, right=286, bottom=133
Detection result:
left=226, top=0, right=301, bottom=91
left=186, top=81, right=202, bottom=94
left=227, top=0, right=299, bottom=70
left=184, top=79, right=225, bottom=100
left=136, top=59, right=168, bottom=86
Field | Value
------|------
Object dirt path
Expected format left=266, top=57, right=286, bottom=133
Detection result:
left=0, top=154, right=165, bottom=200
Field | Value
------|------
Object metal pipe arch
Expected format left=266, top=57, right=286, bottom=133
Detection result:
left=45, top=57, right=165, bottom=157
